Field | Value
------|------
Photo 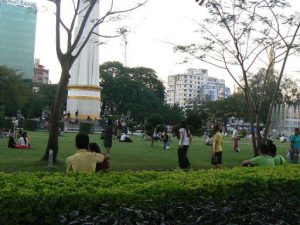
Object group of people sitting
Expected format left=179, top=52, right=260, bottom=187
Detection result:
left=66, top=133, right=110, bottom=173
left=242, top=140, right=286, bottom=167
left=7, top=129, right=31, bottom=149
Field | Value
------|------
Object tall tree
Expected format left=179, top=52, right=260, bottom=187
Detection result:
left=128, top=67, right=165, bottom=100
left=0, top=66, right=31, bottom=116
left=22, top=84, right=59, bottom=119
left=204, top=95, right=245, bottom=129
left=42, top=0, right=147, bottom=162
left=100, top=61, right=165, bottom=122
left=176, top=0, right=300, bottom=155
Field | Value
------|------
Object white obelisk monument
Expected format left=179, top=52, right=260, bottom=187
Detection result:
left=67, top=1, right=101, bottom=119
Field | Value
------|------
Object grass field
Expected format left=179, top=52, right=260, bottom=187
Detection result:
left=0, top=131, right=291, bottom=172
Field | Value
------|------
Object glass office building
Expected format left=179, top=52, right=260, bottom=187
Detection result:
left=0, top=0, right=37, bottom=81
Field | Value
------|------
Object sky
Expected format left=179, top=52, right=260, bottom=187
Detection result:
left=34, top=0, right=300, bottom=91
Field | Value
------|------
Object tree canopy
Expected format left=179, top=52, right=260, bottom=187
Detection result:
left=100, top=61, right=167, bottom=122
left=0, top=66, right=31, bottom=116
left=176, top=0, right=300, bottom=155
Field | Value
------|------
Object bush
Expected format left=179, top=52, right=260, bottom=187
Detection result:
left=0, top=118, right=11, bottom=129
left=23, top=120, right=38, bottom=131
left=79, top=122, right=94, bottom=134
left=0, top=165, right=299, bottom=225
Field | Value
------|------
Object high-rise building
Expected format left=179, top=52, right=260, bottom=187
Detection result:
left=200, top=77, right=226, bottom=101
left=166, top=68, right=231, bottom=110
left=0, top=0, right=37, bottom=82
left=166, top=69, right=208, bottom=109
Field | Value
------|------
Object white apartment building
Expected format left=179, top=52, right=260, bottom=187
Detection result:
left=166, top=68, right=228, bottom=110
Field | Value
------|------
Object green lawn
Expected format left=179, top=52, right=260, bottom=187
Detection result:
left=0, top=131, right=291, bottom=172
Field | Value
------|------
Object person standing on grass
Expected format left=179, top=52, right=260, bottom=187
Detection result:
left=212, top=123, right=223, bottom=169
left=289, top=128, right=300, bottom=164
left=66, top=133, right=109, bottom=173
left=161, top=130, right=169, bottom=150
left=102, top=119, right=114, bottom=153
left=232, top=126, right=240, bottom=152
left=177, top=120, right=192, bottom=169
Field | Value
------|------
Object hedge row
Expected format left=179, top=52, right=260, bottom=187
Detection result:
left=60, top=195, right=300, bottom=225
left=0, top=165, right=299, bottom=225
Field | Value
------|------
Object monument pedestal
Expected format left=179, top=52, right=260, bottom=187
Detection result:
left=67, top=85, right=101, bottom=120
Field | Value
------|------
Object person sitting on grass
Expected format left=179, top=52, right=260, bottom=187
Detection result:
left=66, top=133, right=109, bottom=173
left=88, top=142, right=110, bottom=171
left=206, top=134, right=212, bottom=146
left=242, top=143, right=275, bottom=167
left=15, top=132, right=29, bottom=149
left=267, top=139, right=286, bottom=165
left=7, top=129, right=16, bottom=148
left=119, top=133, right=133, bottom=142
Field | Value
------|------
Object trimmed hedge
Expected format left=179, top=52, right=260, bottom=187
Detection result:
left=79, top=122, right=94, bottom=134
left=0, top=118, right=12, bottom=129
left=23, top=120, right=38, bottom=131
left=0, top=166, right=299, bottom=225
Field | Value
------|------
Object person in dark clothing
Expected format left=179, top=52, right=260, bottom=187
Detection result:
left=88, top=142, right=110, bottom=171
left=102, top=119, right=114, bottom=153
left=177, top=120, right=192, bottom=169
left=8, top=137, right=16, bottom=148
left=161, top=131, right=169, bottom=149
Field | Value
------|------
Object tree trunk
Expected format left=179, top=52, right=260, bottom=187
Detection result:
left=255, top=110, right=262, bottom=150
left=41, top=63, right=70, bottom=162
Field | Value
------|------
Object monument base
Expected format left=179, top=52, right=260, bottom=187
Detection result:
left=67, top=85, right=101, bottom=120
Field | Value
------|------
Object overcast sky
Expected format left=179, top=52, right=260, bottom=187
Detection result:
left=34, top=0, right=300, bottom=91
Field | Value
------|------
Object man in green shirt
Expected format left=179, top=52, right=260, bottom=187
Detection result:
left=267, top=139, right=287, bottom=165
left=242, top=143, right=275, bottom=167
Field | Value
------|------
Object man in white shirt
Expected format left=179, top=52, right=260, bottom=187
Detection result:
left=232, top=127, right=240, bottom=152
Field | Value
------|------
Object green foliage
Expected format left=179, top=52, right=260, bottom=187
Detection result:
left=126, top=120, right=136, bottom=133
left=79, top=122, right=94, bottom=134
left=146, top=113, right=163, bottom=127
left=23, top=120, right=38, bottom=131
left=100, top=62, right=166, bottom=122
left=0, top=66, right=32, bottom=116
left=0, top=166, right=299, bottom=225
left=61, top=195, right=300, bottom=225
left=23, top=84, right=59, bottom=119
left=144, top=122, right=154, bottom=136
left=0, top=119, right=11, bottom=130
left=186, top=110, right=206, bottom=132
left=159, top=104, right=185, bottom=125
left=0, top=109, right=11, bottom=129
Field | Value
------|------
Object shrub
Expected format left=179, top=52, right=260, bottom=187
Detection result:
left=79, top=122, right=94, bottom=134
left=0, top=118, right=11, bottom=129
left=23, top=120, right=38, bottom=131
left=0, top=165, right=299, bottom=225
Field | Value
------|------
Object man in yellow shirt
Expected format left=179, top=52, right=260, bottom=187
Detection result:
left=66, top=133, right=109, bottom=173
left=212, top=123, right=223, bottom=169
